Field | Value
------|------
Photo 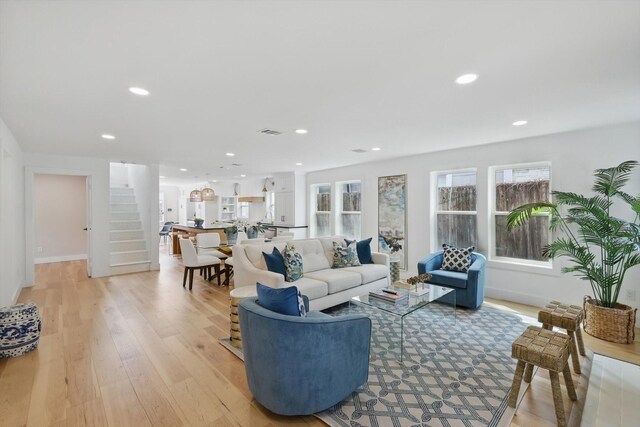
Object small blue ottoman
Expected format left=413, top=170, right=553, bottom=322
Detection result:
left=0, top=303, right=42, bottom=358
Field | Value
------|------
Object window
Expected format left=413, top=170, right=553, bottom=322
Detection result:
left=238, top=201, right=249, bottom=219
left=310, top=184, right=331, bottom=237
left=336, top=181, right=361, bottom=240
left=433, top=170, right=477, bottom=249
left=491, top=163, right=551, bottom=264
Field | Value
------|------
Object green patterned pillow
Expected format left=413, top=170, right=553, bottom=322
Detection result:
left=332, top=241, right=361, bottom=268
left=283, top=244, right=303, bottom=282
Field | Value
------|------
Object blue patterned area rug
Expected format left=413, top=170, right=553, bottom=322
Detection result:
left=316, top=302, right=536, bottom=427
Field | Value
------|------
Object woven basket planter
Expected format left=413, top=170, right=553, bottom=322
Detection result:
left=0, top=303, right=41, bottom=358
left=583, top=296, right=636, bottom=344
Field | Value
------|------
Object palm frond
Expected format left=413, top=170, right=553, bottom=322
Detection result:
left=506, top=202, right=556, bottom=231
left=592, top=160, right=638, bottom=196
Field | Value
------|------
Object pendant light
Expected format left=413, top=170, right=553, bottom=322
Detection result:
left=189, top=189, right=202, bottom=202
left=201, top=187, right=215, bottom=201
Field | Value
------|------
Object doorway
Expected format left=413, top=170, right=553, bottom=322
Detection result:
left=31, top=173, right=92, bottom=278
left=25, top=167, right=93, bottom=286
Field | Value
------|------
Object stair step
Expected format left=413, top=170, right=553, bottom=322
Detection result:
left=110, top=187, right=134, bottom=195
left=110, top=239, right=147, bottom=252
left=110, top=230, right=145, bottom=241
left=110, top=211, right=140, bottom=221
left=110, top=250, right=149, bottom=264
left=110, top=220, right=143, bottom=231
left=110, top=203, right=138, bottom=212
left=110, top=195, right=137, bottom=204
left=110, top=260, right=151, bottom=276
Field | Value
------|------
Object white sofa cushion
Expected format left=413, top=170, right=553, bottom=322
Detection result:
left=290, top=239, right=331, bottom=273
left=304, top=269, right=361, bottom=294
left=319, top=236, right=347, bottom=265
left=344, top=264, right=389, bottom=284
left=285, top=277, right=329, bottom=300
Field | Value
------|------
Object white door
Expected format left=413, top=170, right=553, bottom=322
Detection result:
left=85, top=176, right=92, bottom=277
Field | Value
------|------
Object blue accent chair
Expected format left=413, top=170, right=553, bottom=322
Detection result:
left=238, top=297, right=371, bottom=415
left=417, top=251, right=486, bottom=309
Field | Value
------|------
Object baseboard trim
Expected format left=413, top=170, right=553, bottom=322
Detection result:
left=11, top=284, right=22, bottom=304
left=485, top=287, right=549, bottom=308
left=34, top=254, right=87, bottom=264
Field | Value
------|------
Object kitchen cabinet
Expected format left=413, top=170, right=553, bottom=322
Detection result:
left=273, top=172, right=306, bottom=227
left=220, top=196, right=237, bottom=221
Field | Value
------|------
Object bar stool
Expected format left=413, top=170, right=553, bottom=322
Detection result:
left=509, top=326, right=577, bottom=427
left=538, top=301, right=585, bottom=374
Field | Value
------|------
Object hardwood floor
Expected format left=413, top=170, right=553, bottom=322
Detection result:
left=1, top=248, right=638, bottom=427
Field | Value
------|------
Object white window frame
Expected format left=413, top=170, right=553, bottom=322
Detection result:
left=336, top=180, right=362, bottom=240
left=309, top=183, right=332, bottom=238
left=488, top=161, right=553, bottom=268
left=237, top=201, right=249, bottom=220
left=430, top=168, right=478, bottom=252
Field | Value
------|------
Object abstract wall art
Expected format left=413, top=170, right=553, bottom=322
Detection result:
left=378, top=174, right=407, bottom=269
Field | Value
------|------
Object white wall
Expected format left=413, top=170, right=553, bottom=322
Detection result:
left=307, top=122, right=640, bottom=313
left=109, top=163, right=128, bottom=187
left=0, top=118, right=25, bottom=306
left=25, top=153, right=111, bottom=281
left=160, top=185, right=179, bottom=223
left=34, top=174, right=87, bottom=263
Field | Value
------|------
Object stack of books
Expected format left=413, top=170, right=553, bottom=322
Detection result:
left=369, top=288, right=409, bottom=303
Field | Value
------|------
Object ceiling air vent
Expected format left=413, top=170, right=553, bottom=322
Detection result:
left=351, top=149, right=367, bottom=153
left=258, top=128, right=283, bottom=136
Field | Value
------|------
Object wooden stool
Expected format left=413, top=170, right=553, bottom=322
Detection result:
left=538, top=301, right=585, bottom=374
left=228, top=287, right=257, bottom=350
left=509, top=326, right=577, bottom=427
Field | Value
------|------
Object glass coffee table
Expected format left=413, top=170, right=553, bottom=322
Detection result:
left=351, top=284, right=456, bottom=362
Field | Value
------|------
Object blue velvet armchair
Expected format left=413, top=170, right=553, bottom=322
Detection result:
left=417, top=251, right=486, bottom=309
left=238, top=297, right=371, bottom=415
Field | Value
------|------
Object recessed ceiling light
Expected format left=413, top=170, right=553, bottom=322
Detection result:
left=101, top=134, right=116, bottom=140
left=455, top=73, right=478, bottom=85
left=212, top=180, right=217, bottom=182
left=179, top=168, right=187, bottom=172
left=129, top=87, right=149, bottom=96
left=295, top=129, right=308, bottom=134
left=159, top=175, right=165, bottom=179
left=295, top=162, right=303, bottom=166
left=225, top=152, right=235, bottom=157
left=372, top=147, right=381, bottom=151
left=512, top=120, right=528, bottom=126
left=240, top=174, right=246, bottom=177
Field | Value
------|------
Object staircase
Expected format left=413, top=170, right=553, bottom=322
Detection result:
left=109, top=187, right=151, bottom=275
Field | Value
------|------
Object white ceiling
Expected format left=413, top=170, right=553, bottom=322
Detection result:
left=1, top=0, right=639, bottom=186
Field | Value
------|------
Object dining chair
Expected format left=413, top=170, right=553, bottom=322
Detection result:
left=179, top=238, right=222, bottom=289
left=159, top=221, right=174, bottom=244
left=195, top=233, right=227, bottom=259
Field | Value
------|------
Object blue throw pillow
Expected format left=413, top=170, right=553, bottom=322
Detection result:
left=263, top=247, right=286, bottom=275
left=256, top=283, right=306, bottom=317
left=345, top=237, right=374, bottom=264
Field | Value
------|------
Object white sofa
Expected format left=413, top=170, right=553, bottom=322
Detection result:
left=232, top=236, right=390, bottom=311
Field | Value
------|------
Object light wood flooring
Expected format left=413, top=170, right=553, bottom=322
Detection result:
left=1, top=248, right=638, bottom=427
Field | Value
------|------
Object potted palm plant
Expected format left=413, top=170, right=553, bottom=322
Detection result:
left=507, top=160, right=639, bottom=344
